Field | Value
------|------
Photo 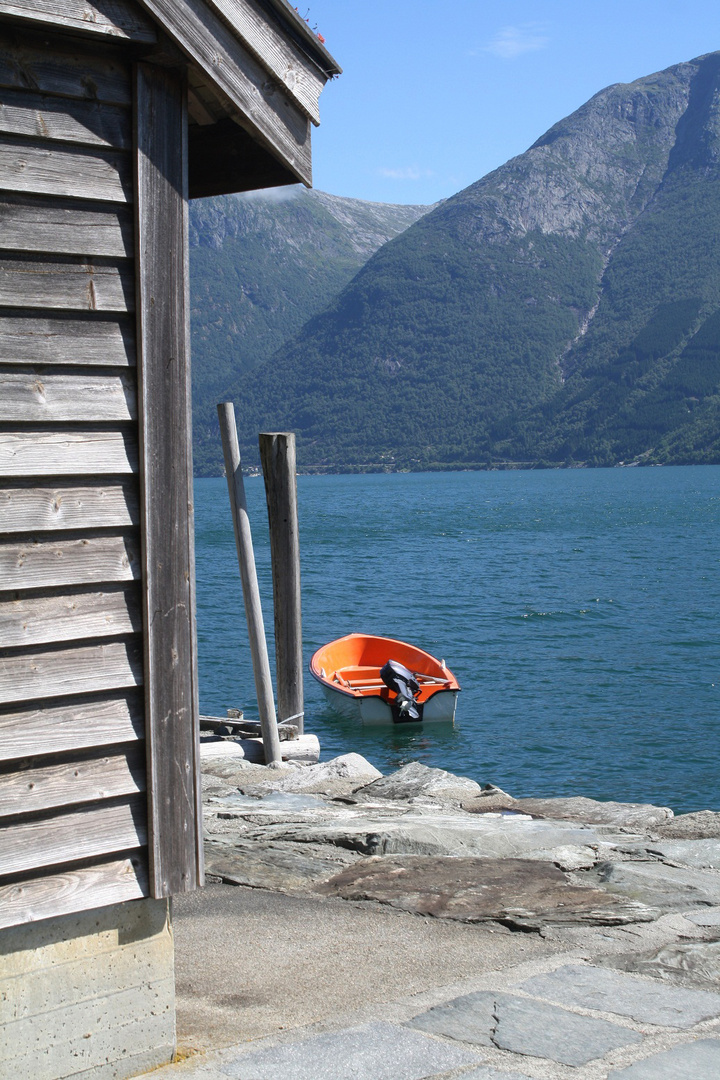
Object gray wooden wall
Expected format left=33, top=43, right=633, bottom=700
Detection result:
left=0, top=17, right=190, bottom=926
left=0, top=0, right=327, bottom=928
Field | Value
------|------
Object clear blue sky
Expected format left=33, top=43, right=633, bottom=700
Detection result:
left=302, top=0, right=720, bottom=206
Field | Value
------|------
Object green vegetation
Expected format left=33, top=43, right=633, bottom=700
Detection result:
left=190, top=189, right=430, bottom=475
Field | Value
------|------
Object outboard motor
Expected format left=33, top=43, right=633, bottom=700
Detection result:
left=380, top=659, right=424, bottom=724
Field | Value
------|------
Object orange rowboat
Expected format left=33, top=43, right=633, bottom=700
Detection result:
left=310, top=633, right=460, bottom=725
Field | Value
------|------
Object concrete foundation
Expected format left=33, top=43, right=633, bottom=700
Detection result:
left=0, top=897, right=175, bottom=1080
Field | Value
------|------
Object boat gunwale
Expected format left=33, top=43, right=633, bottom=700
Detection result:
left=309, top=633, right=461, bottom=700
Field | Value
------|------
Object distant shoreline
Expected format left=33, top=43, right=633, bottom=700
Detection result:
left=195, top=458, right=681, bottom=479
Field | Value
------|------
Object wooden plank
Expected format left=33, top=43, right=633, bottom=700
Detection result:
left=0, top=533, right=140, bottom=590
left=0, top=195, right=132, bottom=257
left=0, top=137, right=131, bottom=202
left=0, top=87, right=131, bottom=148
left=0, top=1, right=156, bottom=42
left=0, top=638, right=143, bottom=705
left=0, top=255, right=133, bottom=311
left=136, top=63, right=202, bottom=896
left=0, top=693, right=144, bottom=762
left=0, top=314, right=135, bottom=365
left=0, top=793, right=147, bottom=876
left=0, top=430, right=138, bottom=476
left=0, top=33, right=131, bottom=105
left=136, top=0, right=312, bottom=185
left=0, top=586, right=142, bottom=648
left=0, top=744, right=145, bottom=818
left=205, top=0, right=326, bottom=123
left=0, top=368, right=136, bottom=421
left=0, top=480, right=139, bottom=532
left=0, top=853, right=148, bottom=930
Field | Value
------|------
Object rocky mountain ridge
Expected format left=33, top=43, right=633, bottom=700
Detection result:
left=224, top=52, right=720, bottom=471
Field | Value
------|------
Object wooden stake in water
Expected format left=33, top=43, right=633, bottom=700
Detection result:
left=217, top=403, right=282, bottom=767
left=259, top=432, right=304, bottom=736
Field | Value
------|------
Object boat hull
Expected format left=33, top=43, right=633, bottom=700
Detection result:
left=319, top=683, right=459, bottom=725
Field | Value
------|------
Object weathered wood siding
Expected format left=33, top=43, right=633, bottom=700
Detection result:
left=0, top=27, right=151, bottom=926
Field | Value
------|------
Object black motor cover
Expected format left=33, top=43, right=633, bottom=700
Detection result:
left=380, top=659, right=423, bottom=723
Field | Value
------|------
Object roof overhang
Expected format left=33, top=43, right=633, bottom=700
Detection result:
left=136, top=0, right=341, bottom=196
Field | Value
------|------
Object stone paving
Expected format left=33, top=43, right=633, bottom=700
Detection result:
left=142, top=757, right=720, bottom=1080
left=148, top=947, right=720, bottom=1080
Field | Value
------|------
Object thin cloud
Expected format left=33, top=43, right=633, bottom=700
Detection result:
left=482, top=24, right=549, bottom=60
left=235, top=184, right=302, bottom=203
left=377, top=167, right=435, bottom=181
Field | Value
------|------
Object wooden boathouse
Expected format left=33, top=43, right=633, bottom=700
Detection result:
left=0, top=2, right=338, bottom=1076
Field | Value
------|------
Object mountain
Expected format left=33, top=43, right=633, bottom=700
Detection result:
left=230, top=52, right=720, bottom=470
left=189, top=189, right=432, bottom=474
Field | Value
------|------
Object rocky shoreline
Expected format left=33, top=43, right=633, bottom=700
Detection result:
left=201, top=751, right=720, bottom=940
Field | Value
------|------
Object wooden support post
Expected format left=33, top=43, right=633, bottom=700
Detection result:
left=259, top=431, right=304, bottom=736
left=218, top=403, right=282, bottom=767
left=135, top=62, right=202, bottom=896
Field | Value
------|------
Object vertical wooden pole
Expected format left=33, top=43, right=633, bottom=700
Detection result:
left=259, top=432, right=304, bottom=736
left=218, top=404, right=282, bottom=767
left=135, top=62, right=202, bottom=897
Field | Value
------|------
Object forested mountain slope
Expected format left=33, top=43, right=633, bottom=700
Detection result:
left=189, top=189, right=431, bottom=474
left=229, top=52, right=720, bottom=470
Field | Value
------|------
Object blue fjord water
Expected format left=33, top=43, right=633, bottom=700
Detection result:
left=195, top=466, right=720, bottom=814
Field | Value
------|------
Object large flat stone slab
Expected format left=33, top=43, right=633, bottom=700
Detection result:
left=641, top=839, right=720, bottom=869
left=508, top=796, right=673, bottom=830
left=316, top=855, right=657, bottom=928
left=583, top=860, right=720, bottom=909
left=520, top=963, right=720, bottom=1027
left=608, top=1038, right=720, bottom=1078
left=205, top=839, right=360, bottom=892
left=600, top=941, right=720, bottom=991
left=218, top=1021, right=479, bottom=1080
left=407, top=990, right=641, bottom=1066
left=253, top=805, right=618, bottom=862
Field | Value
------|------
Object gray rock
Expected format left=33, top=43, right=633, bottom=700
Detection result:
left=462, top=784, right=516, bottom=812
left=582, top=860, right=720, bottom=909
left=252, top=754, right=383, bottom=798
left=205, top=838, right=361, bottom=893
left=523, top=844, right=599, bottom=871
left=608, top=1038, right=720, bottom=1078
left=458, top=1069, right=535, bottom=1080
left=641, top=839, right=720, bottom=869
left=220, top=1020, right=479, bottom=1080
left=685, top=907, right=720, bottom=926
left=510, top=796, right=673, bottom=830
left=317, top=855, right=657, bottom=927
left=252, top=804, right=613, bottom=862
left=600, top=941, right=720, bottom=991
left=654, top=810, right=720, bottom=840
left=407, top=990, right=641, bottom=1066
left=355, top=761, right=483, bottom=804
left=519, top=963, right=720, bottom=1027
left=407, top=990, right=497, bottom=1047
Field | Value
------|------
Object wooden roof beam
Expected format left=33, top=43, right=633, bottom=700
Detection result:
left=136, top=0, right=312, bottom=185
left=0, top=0, right=157, bottom=42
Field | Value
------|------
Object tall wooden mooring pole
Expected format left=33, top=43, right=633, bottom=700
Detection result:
left=259, top=432, right=304, bottom=736
left=218, top=404, right=282, bottom=766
